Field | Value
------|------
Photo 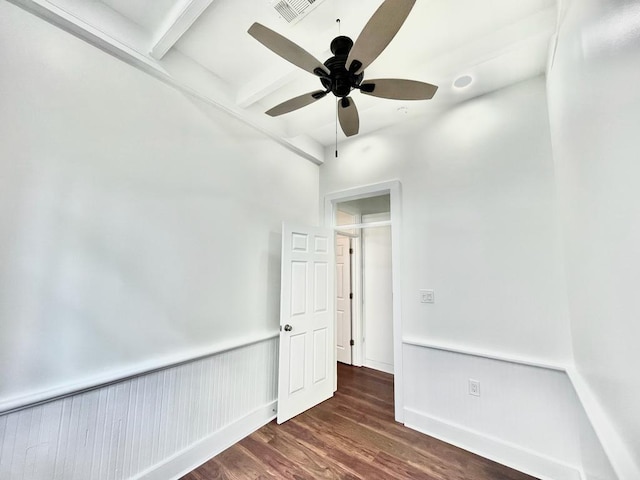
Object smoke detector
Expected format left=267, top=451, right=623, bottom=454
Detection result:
left=270, top=0, right=326, bottom=25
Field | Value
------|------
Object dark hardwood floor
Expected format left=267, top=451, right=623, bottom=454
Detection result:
left=181, top=364, right=538, bottom=480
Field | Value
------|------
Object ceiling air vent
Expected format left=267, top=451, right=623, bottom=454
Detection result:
left=270, top=0, right=326, bottom=25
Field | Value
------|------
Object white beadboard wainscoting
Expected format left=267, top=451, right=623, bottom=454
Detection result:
left=402, top=340, right=617, bottom=480
left=0, top=336, right=278, bottom=480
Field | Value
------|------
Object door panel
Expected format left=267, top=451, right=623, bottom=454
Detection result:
left=336, top=235, right=352, bottom=364
left=313, top=328, right=328, bottom=383
left=289, top=334, right=306, bottom=393
left=278, top=224, right=334, bottom=424
left=314, top=262, right=329, bottom=312
left=291, top=262, right=307, bottom=315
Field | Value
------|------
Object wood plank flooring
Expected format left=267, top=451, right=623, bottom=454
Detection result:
left=181, top=364, right=538, bottom=480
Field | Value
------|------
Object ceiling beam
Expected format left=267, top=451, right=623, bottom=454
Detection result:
left=236, top=46, right=333, bottom=108
left=150, top=0, right=215, bottom=60
left=236, top=66, right=301, bottom=108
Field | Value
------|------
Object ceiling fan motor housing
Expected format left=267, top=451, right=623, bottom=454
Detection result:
left=318, top=36, right=364, bottom=98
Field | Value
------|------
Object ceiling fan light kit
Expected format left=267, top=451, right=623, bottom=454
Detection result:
left=249, top=0, right=438, bottom=138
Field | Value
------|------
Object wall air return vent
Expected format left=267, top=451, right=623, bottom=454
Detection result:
left=270, top=0, right=326, bottom=25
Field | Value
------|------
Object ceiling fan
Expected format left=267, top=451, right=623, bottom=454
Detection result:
left=248, top=0, right=437, bottom=138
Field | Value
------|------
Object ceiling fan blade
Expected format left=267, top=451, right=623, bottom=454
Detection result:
left=248, top=23, right=330, bottom=77
left=360, top=79, right=438, bottom=100
left=346, top=0, right=416, bottom=75
left=338, top=96, right=360, bottom=137
left=266, top=90, right=328, bottom=117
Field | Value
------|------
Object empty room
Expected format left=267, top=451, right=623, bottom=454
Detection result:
left=0, top=0, right=638, bottom=479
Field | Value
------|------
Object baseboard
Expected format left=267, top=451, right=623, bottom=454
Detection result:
left=363, top=358, right=394, bottom=375
left=135, top=400, right=278, bottom=480
left=404, top=408, right=583, bottom=480
left=566, top=368, right=640, bottom=480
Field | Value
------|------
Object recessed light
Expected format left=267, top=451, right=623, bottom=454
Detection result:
left=453, top=75, right=473, bottom=88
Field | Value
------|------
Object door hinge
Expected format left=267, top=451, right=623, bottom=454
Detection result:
left=349, top=248, right=354, bottom=255
left=350, top=339, right=355, bottom=346
left=349, top=293, right=353, bottom=300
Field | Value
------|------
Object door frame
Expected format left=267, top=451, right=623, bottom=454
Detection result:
left=324, top=180, right=404, bottom=422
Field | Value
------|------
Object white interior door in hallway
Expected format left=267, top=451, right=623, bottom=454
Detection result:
left=362, top=214, right=394, bottom=374
left=336, top=234, right=352, bottom=365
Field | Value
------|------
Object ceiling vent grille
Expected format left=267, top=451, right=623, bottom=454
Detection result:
left=270, top=0, right=325, bottom=25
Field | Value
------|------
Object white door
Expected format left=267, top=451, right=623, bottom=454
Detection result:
left=336, top=235, right=352, bottom=364
left=277, top=223, right=335, bottom=424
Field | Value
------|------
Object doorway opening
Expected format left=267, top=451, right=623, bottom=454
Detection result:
left=335, top=195, right=393, bottom=374
left=324, top=181, right=404, bottom=422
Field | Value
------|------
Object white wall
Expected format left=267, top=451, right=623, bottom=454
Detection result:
left=0, top=0, right=318, bottom=410
left=547, top=0, right=640, bottom=477
left=403, top=345, right=591, bottom=480
left=362, top=215, right=393, bottom=374
left=321, top=76, right=572, bottom=364
left=320, top=77, right=608, bottom=477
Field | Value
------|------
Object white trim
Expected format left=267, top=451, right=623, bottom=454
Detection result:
left=334, top=229, right=359, bottom=238
left=324, top=180, right=404, bottom=422
left=351, top=230, right=364, bottom=367
left=363, top=359, right=394, bottom=375
left=135, top=400, right=277, bottom=480
left=566, top=368, right=640, bottom=480
left=333, top=220, right=392, bottom=230
left=404, top=408, right=583, bottom=480
left=402, top=338, right=568, bottom=372
left=324, top=181, right=401, bottom=206
left=0, top=332, right=278, bottom=415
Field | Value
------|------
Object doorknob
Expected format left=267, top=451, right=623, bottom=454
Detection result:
left=284, top=324, right=293, bottom=332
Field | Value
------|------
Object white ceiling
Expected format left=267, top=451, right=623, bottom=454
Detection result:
left=31, top=0, right=558, bottom=154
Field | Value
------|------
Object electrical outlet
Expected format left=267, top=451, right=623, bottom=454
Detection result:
left=420, top=289, right=435, bottom=303
left=469, top=379, right=480, bottom=397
